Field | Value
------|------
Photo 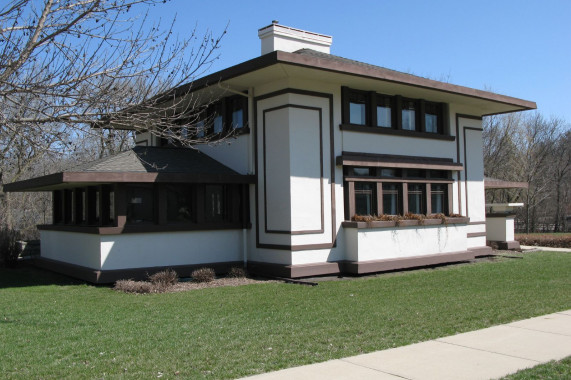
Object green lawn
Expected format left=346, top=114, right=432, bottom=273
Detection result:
left=501, top=356, right=571, bottom=379
left=1, top=251, right=570, bottom=379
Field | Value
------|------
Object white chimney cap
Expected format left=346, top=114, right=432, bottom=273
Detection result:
left=258, top=22, right=332, bottom=55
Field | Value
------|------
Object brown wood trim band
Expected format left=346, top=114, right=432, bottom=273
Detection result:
left=486, top=213, right=517, bottom=218
left=467, top=232, right=487, bottom=238
left=340, top=124, right=456, bottom=141
left=468, top=221, right=486, bottom=225
left=38, top=222, right=250, bottom=235
left=34, top=257, right=243, bottom=284
left=249, top=250, right=478, bottom=278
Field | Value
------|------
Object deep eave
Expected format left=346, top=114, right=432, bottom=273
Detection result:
left=169, top=50, right=536, bottom=115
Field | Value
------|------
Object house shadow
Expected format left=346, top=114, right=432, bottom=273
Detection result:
left=0, top=262, right=85, bottom=289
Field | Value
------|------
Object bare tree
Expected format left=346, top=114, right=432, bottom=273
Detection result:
left=1, top=0, right=228, bottom=231
left=1, top=0, right=227, bottom=146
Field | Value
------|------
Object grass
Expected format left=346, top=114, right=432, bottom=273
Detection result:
left=501, top=356, right=571, bottom=379
left=1, top=251, right=570, bottom=379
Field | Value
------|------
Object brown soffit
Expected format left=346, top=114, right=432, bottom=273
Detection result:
left=484, top=178, right=529, bottom=189
left=167, top=50, right=536, bottom=114
left=337, top=152, right=464, bottom=171
left=3, top=172, right=255, bottom=192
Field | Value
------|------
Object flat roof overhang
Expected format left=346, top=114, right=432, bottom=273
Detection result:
left=105, top=49, right=536, bottom=129
left=173, top=50, right=535, bottom=113
left=3, top=172, right=255, bottom=192
left=484, top=178, right=529, bottom=189
left=337, top=152, right=464, bottom=171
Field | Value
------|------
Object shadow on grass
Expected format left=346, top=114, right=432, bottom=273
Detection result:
left=0, top=263, right=85, bottom=289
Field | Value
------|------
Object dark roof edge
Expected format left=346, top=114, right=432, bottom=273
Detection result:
left=169, top=50, right=535, bottom=113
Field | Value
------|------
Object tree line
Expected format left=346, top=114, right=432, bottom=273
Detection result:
left=483, top=112, right=570, bottom=233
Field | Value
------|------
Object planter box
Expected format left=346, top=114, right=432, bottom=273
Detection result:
left=343, top=217, right=470, bottom=229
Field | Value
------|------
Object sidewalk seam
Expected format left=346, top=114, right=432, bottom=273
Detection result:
left=433, top=339, right=543, bottom=363
left=505, top=324, right=571, bottom=337
left=339, top=358, right=412, bottom=380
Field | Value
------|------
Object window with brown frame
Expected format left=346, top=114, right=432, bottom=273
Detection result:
left=343, top=167, right=452, bottom=219
left=51, top=183, right=248, bottom=229
left=341, top=87, right=448, bottom=137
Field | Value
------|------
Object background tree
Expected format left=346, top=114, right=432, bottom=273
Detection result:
left=1, top=0, right=226, bottom=232
left=483, top=111, right=570, bottom=233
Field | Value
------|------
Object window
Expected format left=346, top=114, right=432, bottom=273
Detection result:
left=344, top=166, right=452, bottom=219
left=205, top=185, right=225, bottom=222
left=407, top=184, right=425, bottom=214
left=341, top=87, right=448, bottom=137
left=166, top=184, right=195, bottom=223
left=228, top=95, right=248, bottom=130
left=425, top=101, right=440, bottom=133
left=382, top=183, right=401, bottom=215
left=126, top=184, right=155, bottom=224
left=355, top=182, right=376, bottom=216
left=431, top=184, right=448, bottom=214
left=376, top=95, right=393, bottom=128
left=347, top=90, right=368, bottom=125
left=401, top=99, right=417, bottom=131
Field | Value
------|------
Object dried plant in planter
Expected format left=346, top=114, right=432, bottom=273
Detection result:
left=427, top=213, right=448, bottom=224
left=352, top=214, right=376, bottom=222
left=403, top=213, right=426, bottom=225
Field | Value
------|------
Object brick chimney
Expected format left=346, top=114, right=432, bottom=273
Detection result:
left=258, top=21, right=332, bottom=55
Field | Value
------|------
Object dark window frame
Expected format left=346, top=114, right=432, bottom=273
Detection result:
left=344, top=166, right=453, bottom=219
left=341, top=87, right=449, bottom=139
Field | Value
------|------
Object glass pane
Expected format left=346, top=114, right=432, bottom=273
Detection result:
left=213, top=114, right=224, bottom=133
left=380, top=168, right=400, bottom=178
left=382, top=183, right=400, bottom=215
left=402, top=109, right=416, bottom=130
left=205, top=185, right=225, bottom=222
left=377, top=106, right=391, bottom=128
left=425, top=113, right=438, bottom=133
left=167, top=184, right=194, bottom=223
left=196, top=120, right=205, bottom=138
left=126, top=185, right=154, bottom=224
left=408, top=184, right=424, bottom=214
left=355, top=182, right=375, bottom=215
left=431, top=184, right=446, bottom=214
left=350, top=102, right=366, bottom=125
left=232, top=109, right=243, bottom=129
left=353, top=167, right=372, bottom=176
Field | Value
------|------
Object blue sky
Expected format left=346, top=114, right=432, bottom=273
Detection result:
left=150, top=0, right=570, bottom=123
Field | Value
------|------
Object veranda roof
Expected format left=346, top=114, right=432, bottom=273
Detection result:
left=3, top=146, right=255, bottom=192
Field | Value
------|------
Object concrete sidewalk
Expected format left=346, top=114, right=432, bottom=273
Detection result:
left=240, top=310, right=571, bottom=380
left=521, top=245, right=571, bottom=253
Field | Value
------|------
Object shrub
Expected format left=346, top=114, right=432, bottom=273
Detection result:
left=0, top=226, right=22, bottom=267
left=114, top=280, right=155, bottom=294
left=403, top=212, right=425, bottom=224
left=227, top=267, right=246, bottom=278
left=515, top=233, right=571, bottom=249
left=191, top=267, right=215, bottom=283
left=148, top=269, right=178, bottom=289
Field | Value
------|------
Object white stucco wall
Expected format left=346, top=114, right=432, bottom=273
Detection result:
left=100, top=230, right=243, bottom=270
left=40, top=230, right=244, bottom=271
left=344, top=224, right=468, bottom=262
left=486, top=216, right=515, bottom=242
left=40, top=230, right=103, bottom=269
left=197, top=135, right=250, bottom=174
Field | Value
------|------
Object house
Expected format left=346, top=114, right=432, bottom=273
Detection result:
left=3, top=23, right=536, bottom=283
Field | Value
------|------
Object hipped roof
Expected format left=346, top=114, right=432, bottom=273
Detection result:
left=3, top=147, right=254, bottom=192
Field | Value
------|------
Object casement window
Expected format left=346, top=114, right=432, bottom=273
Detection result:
left=341, top=87, right=449, bottom=138
left=401, top=98, right=417, bottom=131
left=344, top=166, right=453, bottom=219
left=52, top=183, right=248, bottom=229
left=160, top=94, right=249, bottom=146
